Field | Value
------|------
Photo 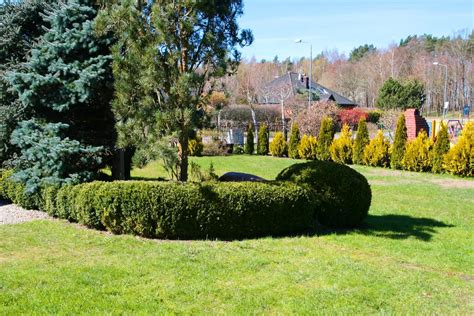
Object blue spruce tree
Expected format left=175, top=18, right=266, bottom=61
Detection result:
left=7, top=0, right=116, bottom=192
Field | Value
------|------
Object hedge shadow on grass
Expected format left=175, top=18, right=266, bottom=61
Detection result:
left=316, top=214, right=453, bottom=241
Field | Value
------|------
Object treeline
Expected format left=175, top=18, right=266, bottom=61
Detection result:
left=224, top=31, right=473, bottom=113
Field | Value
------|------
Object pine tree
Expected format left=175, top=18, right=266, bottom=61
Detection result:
left=431, top=123, right=450, bottom=173
left=287, top=123, right=300, bottom=159
left=269, top=132, right=287, bottom=157
left=244, top=124, right=254, bottom=155
left=257, top=124, right=269, bottom=155
left=316, top=117, right=335, bottom=161
left=353, top=119, right=369, bottom=164
left=390, top=114, right=408, bottom=169
left=7, top=0, right=115, bottom=192
left=96, top=0, right=253, bottom=181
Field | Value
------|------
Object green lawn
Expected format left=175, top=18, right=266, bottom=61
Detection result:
left=1, top=156, right=473, bottom=314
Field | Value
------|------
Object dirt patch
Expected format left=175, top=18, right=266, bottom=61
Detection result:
left=429, top=179, right=474, bottom=189
left=0, top=201, right=50, bottom=225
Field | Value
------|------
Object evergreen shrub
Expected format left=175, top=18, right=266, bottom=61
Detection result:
left=244, top=124, right=254, bottom=154
left=257, top=124, right=269, bottom=155
left=298, top=135, right=318, bottom=160
left=288, top=123, right=300, bottom=159
left=402, top=130, right=433, bottom=172
left=443, top=122, right=474, bottom=177
left=316, top=117, right=335, bottom=161
left=330, top=124, right=353, bottom=164
left=353, top=119, right=369, bottom=165
left=363, top=130, right=390, bottom=167
left=276, top=161, right=372, bottom=228
left=269, top=132, right=287, bottom=157
left=189, top=136, right=204, bottom=156
left=431, top=123, right=450, bottom=173
left=390, top=114, right=407, bottom=169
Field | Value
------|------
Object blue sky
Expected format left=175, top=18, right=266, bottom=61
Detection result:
left=239, top=0, right=474, bottom=60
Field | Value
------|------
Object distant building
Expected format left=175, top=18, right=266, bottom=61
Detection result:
left=260, top=72, right=358, bottom=108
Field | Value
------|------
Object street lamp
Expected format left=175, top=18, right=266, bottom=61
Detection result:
left=433, top=62, right=448, bottom=118
left=295, top=39, right=312, bottom=107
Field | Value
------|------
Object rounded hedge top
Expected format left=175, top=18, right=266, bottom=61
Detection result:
left=276, top=160, right=372, bottom=228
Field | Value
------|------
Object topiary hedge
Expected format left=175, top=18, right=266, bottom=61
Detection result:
left=1, top=162, right=373, bottom=237
left=276, top=161, right=372, bottom=228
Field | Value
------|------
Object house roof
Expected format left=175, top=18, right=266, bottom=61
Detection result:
left=260, top=72, right=357, bottom=107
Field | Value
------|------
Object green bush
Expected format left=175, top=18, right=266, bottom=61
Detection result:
left=189, top=136, right=204, bottom=157
left=367, top=110, right=381, bottom=124
left=257, top=124, right=269, bottom=155
left=443, top=122, right=474, bottom=177
left=0, top=169, right=41, bottom=209
left=288, top=123, right=300, bottom=159
left=276, top=161, right=372, bottom=228
left=330, top=124, right=353, bottom=164
left=353, top=119, right=369, bottom=165
left=46, top=181, right=313, bottom=239
left=431, top=123, right=450, bottom=173
left=298, top=135, right=318, bottom=160
left=316, top=117, right=335, bottom=161
left=244, top=124, right=254, bottom=155
left=390, top=114, right=407, bottom=169
left=269, top=132, right=287, bottom=157
left=363, top=130, right=390, bottom=167
left=402, top=130, right=433, bottom=172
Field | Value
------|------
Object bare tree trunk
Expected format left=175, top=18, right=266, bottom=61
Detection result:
left=281, top=100, right=286, bottom=140
left=250, top=106, right=258, bottom=135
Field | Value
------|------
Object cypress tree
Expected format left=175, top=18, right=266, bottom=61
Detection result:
left=288, top=122, right=301, bottom=159
left=244, top=124, right=254, bottom=155
left=390, top=114, right=408, bottom=169
left=353, top=119, right=369, bottom=164
left=257, top=124, right=269, bottom=155
left=7, top=0, right=116, bottom=192
left=316, top=117, right=335, bottom=161
left=431, top=123, right=450, bottom=173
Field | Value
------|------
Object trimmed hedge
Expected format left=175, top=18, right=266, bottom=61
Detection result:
left=0, top=170, right=315, bottom=239
left=276, top=161, right=372, bottom=228
left=1, top=162, right=373, bottom=237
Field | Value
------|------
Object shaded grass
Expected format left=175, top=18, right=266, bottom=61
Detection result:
left=1, top=157, right=473, bottom=314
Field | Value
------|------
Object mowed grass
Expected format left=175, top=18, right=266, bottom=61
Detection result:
left=1, top=156, right=474, bottom=314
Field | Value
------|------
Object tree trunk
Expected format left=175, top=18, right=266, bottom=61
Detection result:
left=250, top=107, right=258, bottom=135
left=178, top=132, right=189, bottom=182
left=281, top=100, right=287, bottom=140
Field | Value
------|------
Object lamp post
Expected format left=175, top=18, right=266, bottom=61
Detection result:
left=433, top=62, right=448, bottom=118
left=295, top=39, right=312, bottom=107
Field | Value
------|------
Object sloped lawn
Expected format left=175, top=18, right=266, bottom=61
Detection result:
left=1, top=157, right=473, bottom=314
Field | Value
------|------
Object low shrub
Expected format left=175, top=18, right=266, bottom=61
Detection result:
left=443, top=122, right=474, bottom=177
left=337, top=108, right=368, bottom=128
left=202, top=140, right=228, bottom=156
left=298, top=135, right=318, bottom=160
left=276, top=161, right=372, bottom=228
left=269, top=132, right=287, bottom=157
left=0, top=169, right=41, bottom=209
left=366, top=110, right=382, bottom=124
left=402, top=130, right=433, bottom=172
left=189, top=136, right=204, bottom=157
left=363, top=130, right=390, bottom=167
left=330, top=124, right=353, bottom=164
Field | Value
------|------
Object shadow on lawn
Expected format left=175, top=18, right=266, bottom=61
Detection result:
left=316, top=214, right=453, bottom=241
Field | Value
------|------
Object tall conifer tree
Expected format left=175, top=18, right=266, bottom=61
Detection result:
left=353, top=119, right=369, bottom=164
left=7, top=0, right=115, bottom=192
